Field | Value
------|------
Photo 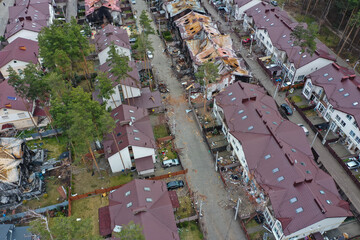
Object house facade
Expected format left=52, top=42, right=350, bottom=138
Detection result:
left=302, top=63, right=360, bottom=153
left=103, top=105, right=156, bottom=174
left=213, top=82, right=352, bottom=240
left=0, top=38, right=39, bottom=80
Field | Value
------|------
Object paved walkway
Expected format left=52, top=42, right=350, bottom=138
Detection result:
left=201, top=0, right=360, bottom=213
left=132, top=3, right=246, bottom=240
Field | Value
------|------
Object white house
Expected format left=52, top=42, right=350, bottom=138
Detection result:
left=97, top=61, right=142, bottom=110
left=103, top=105, right=156, bottom=175
left=302, top=63, right=360, bottom=153
left=0, top=38, right=39, bottom=80
left=0, top=80, right=39, bottom=131
left=243, top=2, right=335, bottom=84
left=213, top=81, right=352, bottom=240
left=93, top=24, right=131, bottom=65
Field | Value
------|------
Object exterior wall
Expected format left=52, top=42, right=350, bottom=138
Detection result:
left=234, top=0, right=261, bottom=20
left=284, top=217, right=347, bottom=240
left=207, top=75, right=234, bottom=99
left=104, top=85, right=141, bottom=110
left=7, top=30, right=38, bottom=43
left=138, top=168, right=155, bottom=175
left=132, top=146, right=156, bottom=162
left=0, top=60, right=32, bottom=79
left=98, top=46, right=131, bottom=65
left=0, top=108, right=38, bottom=130
left=48, top=4, right=55, bottom=25
left=289, top=59, right=333, bottom=84
left=108, top=147, right=132, bottom=173
left=256, top=28, right=274, bottom=56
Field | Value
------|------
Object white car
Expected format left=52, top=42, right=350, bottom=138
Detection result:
left=297, top=124, right=309, bottom=136
left=147, top=50, right=153, bottom=59
left=131, top=0, right=136, bottom=4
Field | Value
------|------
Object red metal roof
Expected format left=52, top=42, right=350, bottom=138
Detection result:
left=134, top=156, right=154, bottom=172
left=0, top=79, right=34, bottom=112
left=130, top=88, right=163, bottom=110
left=93, top=25, right=130, bottom=53
left=99, top=179, right=180, bottom=240
left=168, top=191, right=180, bottom=209
left=99, top=206, right=112, bottom=236
left=215, top=82, right=352, bottom=236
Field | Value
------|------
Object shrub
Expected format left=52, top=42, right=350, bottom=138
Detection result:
left=43, top=193, right=48, bottom=199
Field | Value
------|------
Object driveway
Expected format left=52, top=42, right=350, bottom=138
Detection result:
left=201, top=0, right=360, bottom=213
left=131, top=3, right=246, bottom=239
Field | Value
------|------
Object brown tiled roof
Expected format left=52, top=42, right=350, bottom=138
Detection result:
left=134, top=156, right=154, bottom=172
left=103, top=105, right=156, bottom=159
left=99, top=179, right=180, bottom=240
left=0, top=80, right=33, bottom=112
left=0, top=38, right=39, bottom=69
left=5, top=19, right=47, bottom=39
left=93, top=25, right=130, bottom=53
left=307, top=63, right=360, bottom=128
left=215, top=82, right=352, bottom=236
left=130, top=88, right=163, bottom=110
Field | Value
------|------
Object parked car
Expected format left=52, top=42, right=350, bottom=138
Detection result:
left=162, top=159, right=180, bottom=168
left=346, top=160, right=360, bottom=170
left=297, top=124, right=309, bottom=136
left=280, top=103, right=293, bottom=116
left=270, top=0, right=278, bottom=6
left=167, top=180, right=184, bottom=190
left=131, top=0, right=136, bottom=4
left=129, top=38, right=137, bottom=43
left=315, top=122, right=329, bottom=132
left=147, top=50, right=153, bottom=59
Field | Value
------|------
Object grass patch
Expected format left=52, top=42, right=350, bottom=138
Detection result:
left=71, top=195, right=108, bottom=236
left=178, top=221, right=203, bottom=240
left=298, top=104, right=308, bottom=109
left=175, top=196, right=196, bottom=219
left=72, top=165, right=133, bottom=195
left=249, top=229, right=267, bottom=240
left=290, top=95, right=302, bottom=103
left=245, top=219, right=260, bottom=228
left=159, top=141, right=178, bottom=161
left=153, top=124, right=169, bottom=139
left=294, top=14, right=315, bottom=25
left=303, top=109, right=317, bottom=117
left=318, top=26, right=340, bottom=49
left=27, top=135, right=68, bottom=159
left=24, top=176, right=62, bottom=209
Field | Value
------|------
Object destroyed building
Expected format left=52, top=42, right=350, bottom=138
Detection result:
left=0, top=138, right=45, bottom=209
left=85, top=0, right=122, bottom=25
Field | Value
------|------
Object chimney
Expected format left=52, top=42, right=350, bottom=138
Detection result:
left=349, top=74, right=356, bottom=80
left=332, top=62, right=340, bottom=70
left=19, top=17, right=24, bottom=22
left=341, top=76, right=349, bottom=82
left=19, top=46, right=26, bottom=51
left=25, top=16, right=31, bottom=21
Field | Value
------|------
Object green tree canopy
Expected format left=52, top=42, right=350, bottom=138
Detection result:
left=107, top=44, right=133, bottom=83
left=139, top=10, right=155, bottom=35
left=96, top=72, right=115, bottom=101
left=113, top=221, right=145, bottom=240
left=135, top=32, right=154, bottom=61
left=290, top=23, right=318, bottom=57
left=195, top=62, right=219, bottom=86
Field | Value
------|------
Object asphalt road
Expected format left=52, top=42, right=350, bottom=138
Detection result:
left=132, top=2, right=246, bottom=239
left=200, top=0, right=360, bottom=213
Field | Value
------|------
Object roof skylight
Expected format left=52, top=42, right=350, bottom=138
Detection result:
left=238, top=110, right=244, bottom=114
left=324, top=73, right=329, bottom=76
left=126, top=202, right=133, bottom=208
left=144, top=187, right=150, bottom=191
left=231, top=97, right=236, bottom=101
left=134, top=137, right=140, bottom=141
left=320, top=190, right=325, bottom=194
left=283, top=35, right=286, bottom=38
left=277, top=176, right=284, bottom=182
left=353, top=102, right=359, bottom=106
left=296, top=207, right=303, bottom=213
left=290, top=197, right=297, bottom=203
left=328, top=77, right=333, bottom=81
left=326, top=200, right=332, bottom=205
left=339, top=88, right=344, bottom=92
left=265, top=154, right=271, bottom=160
left=125, top=191, right=131, bottom=196
left=228, top=92, right=233, bottom=96
left=272, top=168, right=279, bottom=173
left=242, top=116, right=248, bottom=120
left=146, top=198, right=153, bottom=202
left=344, top=93, right=350, bottom=97
left=248, top=126, right=254, bottom=130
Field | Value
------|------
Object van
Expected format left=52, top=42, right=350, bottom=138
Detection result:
left=162, top=159, right=180, bottom=168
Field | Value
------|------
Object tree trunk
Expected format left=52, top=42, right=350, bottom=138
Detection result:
left=349, top=27, right=360, bottom=48
left=339, top=8, right=356, bottom=44
left=42, top=105, right=59, bottom=143
left=88, top=145, right=101, bottom=176
left=111, top=131, right=127, bottom=173
left=21, top=98, right=42, bottom=140
left=319, top=0, right=332, bottom=28
left=338, top=23, right=356, bottom=55
left=310, top=0, right=319, bottom=15
left=305, top=0, right=312, bottom=15
left=338, top=5, right=349, bottom=31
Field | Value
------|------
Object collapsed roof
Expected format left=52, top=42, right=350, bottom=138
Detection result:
left=164, top=0, right=205, bottom=18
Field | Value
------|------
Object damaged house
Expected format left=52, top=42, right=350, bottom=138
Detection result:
left=172, top=11, right=250, bottom=98
left=0, top=138, right=45, bottom=208
left=85, top=0, right=122, bottom=25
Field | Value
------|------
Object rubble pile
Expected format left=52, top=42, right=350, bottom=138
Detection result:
left=0, top=138, right=46, bottom=209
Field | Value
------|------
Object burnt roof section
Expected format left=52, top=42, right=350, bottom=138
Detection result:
left=245, top=2, right=335, bottom=68
left=103, top=104, right=156, bottom=159
left=85, top=0, right=121, bottom=16
left=215, top=82, right=352, bottom=235
left=93, top=24, right=131, bottom=53
left=100, top=179, right=180, bottom=240
left=98, top=60, right=141, bottom=88
left=164, top=0, right=205, bottom=18
left=307, top=63, right=360, bottom=128
left=0, top=38, right=39, bottom=69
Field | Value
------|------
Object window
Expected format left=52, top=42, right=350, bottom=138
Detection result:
left=307, top=81, right=312, bottom=87
left=355, top=137, right=360, bottom=144
left=146, top=198, right=153, bottom=202
left=346, top=115, right=352, bottom=121
left=350, top=130, right=356, bottom=138
left=304, top=89, right=310, bottom=96
left=17, top=113, right=26, bottom=118
left=296, top=207, right=303, bottom=213
left=297, top=75, right=304, bottom=80
left=235, top=146, right=239, bottom=151
left=290, top=197, right=297, bottom=203
left=340, top=120, right=346, bottom=127
left=335, top=115, right=340, bottom=122
left=126, top=202, right=133, bottom=208
left=144, top=187, right=150, bottom=191
left=125, top=191, right=131, bottom=196
left=2, top=116, right=9, bottom=119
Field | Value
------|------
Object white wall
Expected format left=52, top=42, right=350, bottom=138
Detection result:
left=122, top=85, right=141, bottom=99
left=132, top=146, right=156, bottom=162
left=138, top=168, right=154, bottom=175
left=108, top=147, right=132, bottom=173
left=98, top=45, right=131, bottom=65
left=256, top=28, right=274, bottom=56
left=0, top=107, right=38, bottom=130
left=284, top=217, right=347, bottom=240
left=104, top=84, right=141, bottom=110
left=0, top=60, right=33, bottom=79
left=7, top=30, right=38, bottom=43
left=234, top=0, right=261, bottom=20
left=48, top=4, right=55, bottom=25
left=290, top=59, right=333, bottom=84
left=207, top=75, right=234, bottom=99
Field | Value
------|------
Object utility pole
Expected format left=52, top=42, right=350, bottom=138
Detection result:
left=234, top=198, right=241, bottom=220
left=199, top=200, right=203, bottom=217
left=273, top=82, right=280, bottom=99
left=249, top=35, right=254, bottom=54
left=354, top=60, right=360, bottom=70
left=311, top=132, right=319, bottom=147
left=322, top=121, right=332, bottom=145
left=215, top=151, right=219, bottom=171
